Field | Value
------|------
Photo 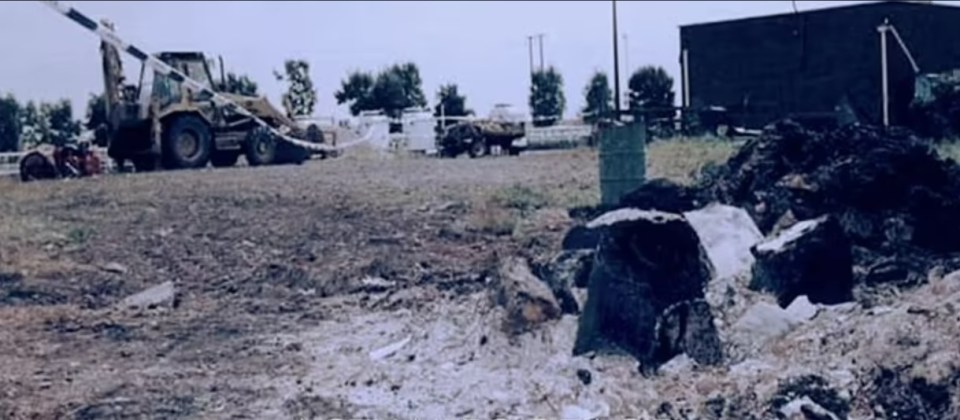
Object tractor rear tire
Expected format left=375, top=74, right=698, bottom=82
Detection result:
left=162, top=115, right=212, bottom=169
left=211, top=151, right=241, bottom=168
left=19, top=152, right=57, bottom=182
left=244, top=127, right=277, bottom=167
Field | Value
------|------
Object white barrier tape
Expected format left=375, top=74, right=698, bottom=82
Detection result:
left=38, top=0, right=364, bottom=153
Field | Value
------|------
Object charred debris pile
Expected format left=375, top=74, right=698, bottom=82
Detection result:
left=541, top=121, right=960, bottom=372
left=703, top=121, right=960, bottom=281
left=610, top=120, right=960, bottom=285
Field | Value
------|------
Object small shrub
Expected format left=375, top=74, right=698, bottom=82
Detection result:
left=467, top=199, right=516, bottom=236
left=492, top=184, right=550, bottom=217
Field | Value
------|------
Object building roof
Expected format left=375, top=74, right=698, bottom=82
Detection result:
left=679, top=0, right=960, bottom=30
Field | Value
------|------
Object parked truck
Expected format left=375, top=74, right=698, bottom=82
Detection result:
left=437, top=104, right=528, bottom=158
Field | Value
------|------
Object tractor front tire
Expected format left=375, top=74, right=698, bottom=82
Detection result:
left=162, top=115, right=212, bottom=169
left=211, top=151, right=241, bottom=168
left=244, top=127, right=277, bottom=167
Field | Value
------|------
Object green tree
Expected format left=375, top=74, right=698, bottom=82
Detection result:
left=41, top=99, right=81, bottom=146
left=275, top=59, right=317, bottom=117
left=582, top=71, right=613, bottom=124
left=85, top=93, right=111, bottom=147
left=627, top=66, right=675, bottom=119
left=0, top=94, right=21, bottom=152
left=16, top=100, right=80, bottom=148
left=219, top=72, right=260, bottom=96
left=85, top=93, right=107, bottom=131
left=434, top=83, right=472, bottom=118
left=19, top=101, right=46, bottom=148
left=529, top=66, right=565, bottom=127
left=334, top=71, right=376, bottom=116
left=334, top=62, right=428, bottom=119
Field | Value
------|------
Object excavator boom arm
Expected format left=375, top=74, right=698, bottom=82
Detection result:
left=98, top=20, right=124, bottom=123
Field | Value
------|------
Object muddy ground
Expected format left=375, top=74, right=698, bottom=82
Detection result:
left=0, top=146, right=635, bottom=419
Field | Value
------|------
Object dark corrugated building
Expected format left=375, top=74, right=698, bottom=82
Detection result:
left=679, top=1, right=960, bottom=129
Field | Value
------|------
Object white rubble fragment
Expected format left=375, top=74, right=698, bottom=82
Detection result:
left=100, top=262, right=129, bottom=274
left=369, top=336, right=411, bottom=361
left=119, top=281, right=176, bottom=309
left=868, top=306, right=895, bottom=316
left=561, top=400, right=610, bottom=420
left=658, top=354, right=695, bottom=376
left=586, top=208, right=682, bottom=229
left=779, top=396, right=841, bottom=420
left=684, top=204, right=764, bottom=281
left=785, top=296, right=819, bottom=321
left=361, top=276, right=396, bottom=289
left=755, top=217, right=825, bottom=253
left=732, top=299, right=816, bottom=345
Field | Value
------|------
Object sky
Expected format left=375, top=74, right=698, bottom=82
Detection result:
left=0, top=0, right=876, bottom=121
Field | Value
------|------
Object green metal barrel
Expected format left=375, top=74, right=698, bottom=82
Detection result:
left=598, top=123, right=646, bottom=206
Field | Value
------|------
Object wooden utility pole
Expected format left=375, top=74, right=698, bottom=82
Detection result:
left=527, top=35, right=535, bottom=76
left=537, top=34, right=545, bottom=71
left=612, top=0, right=622, bottom=120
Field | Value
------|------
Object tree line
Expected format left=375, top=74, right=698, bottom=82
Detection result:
left=0, top=57, right=674, bottom=152
left=0, top=96, right=81, bottom=152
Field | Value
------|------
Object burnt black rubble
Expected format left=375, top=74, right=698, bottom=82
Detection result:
left=573, top=209, right=721, bottom=371
left=597, top=121, right=960, bottom=283
left=619, top=178, right=706, bottom=214
left=751, top=216, right=855, bottom=307
left=702, top=122, right=960, bottom=260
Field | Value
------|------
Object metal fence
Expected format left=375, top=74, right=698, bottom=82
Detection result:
left=524, top=124, right=595, bottom=150
left=0, top=152, right=24, bottom=177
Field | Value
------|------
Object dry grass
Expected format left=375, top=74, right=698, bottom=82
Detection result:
left=462, top=139, right=739, bottom=240
left=467, top=199, right=518, bottom=236
left=646, top=137, right=742, bottom=185
left=0, top=141, right=748, bottom=417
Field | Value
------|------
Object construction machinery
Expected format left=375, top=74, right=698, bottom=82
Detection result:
left=18, top=141, right=104, bottom=182
left=437, top=104, right=528, bottom=158
left=94, top=22, right=320, bottom=171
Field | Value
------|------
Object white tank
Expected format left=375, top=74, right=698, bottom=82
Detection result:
left=357, top=111, right=391, bottom=150
left=401, top=107, right=436, bottom=153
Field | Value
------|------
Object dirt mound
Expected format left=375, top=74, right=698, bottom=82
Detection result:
left=701, top=121, right=960, bottom=276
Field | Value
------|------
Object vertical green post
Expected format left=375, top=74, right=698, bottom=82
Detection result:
left=598, top=122, right=646, bottom=206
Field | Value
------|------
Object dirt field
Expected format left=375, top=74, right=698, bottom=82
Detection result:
left=0, top=142, right=738, bottom=419
left=5, top=139, right=960, bottom=419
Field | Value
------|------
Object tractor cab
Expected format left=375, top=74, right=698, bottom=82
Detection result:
left=135, top=52, right=217, bottom=112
